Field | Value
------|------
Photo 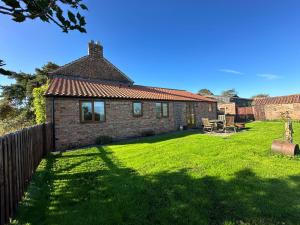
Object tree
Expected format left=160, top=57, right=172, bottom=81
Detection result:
left=0, top=62, right=59, bottom=120
left=0, top=0, right=88, bottom=95
left=252, top=94, right=270, bottom=99
left=221, top=89, right=238, bottom=97
left=0, top=0, right=88, bottom=33
left=0, top=59, right=12, bottom=75
left=197, top=89, right=214, bottom=96
left=0, top=100, right=16, bottom=119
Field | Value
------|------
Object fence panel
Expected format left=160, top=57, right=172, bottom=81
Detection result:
left=0, top=123, right=53, bottom=225
left=236, top=107, right=255, bottom=122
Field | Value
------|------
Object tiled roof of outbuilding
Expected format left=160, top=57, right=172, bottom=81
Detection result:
left=45, top=77, right=216, bottom=102
left=253, top=94, right=300, bottom=105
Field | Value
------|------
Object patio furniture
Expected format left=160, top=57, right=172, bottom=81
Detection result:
left=202, top=118, right=214, bottom=132
left=235, top=123, right=245, bottom=130
left=218, top=115, right=226, bottom=122
left=209, top=119, right=224, bottom=131
left=224, top=115, right=237, bottom=133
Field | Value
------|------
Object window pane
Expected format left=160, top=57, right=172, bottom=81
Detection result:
left=94, top=101, right=105, bottom=122
left=156, top=103, right=162, bottom=118
left=133, top=102, right=142, bottom=116
left=162, top=103, right=168, bottom=117
left=81, top=102, right=92, bottom=121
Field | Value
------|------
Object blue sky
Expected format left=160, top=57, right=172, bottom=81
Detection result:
left=1, top=0, right=300, bottom=98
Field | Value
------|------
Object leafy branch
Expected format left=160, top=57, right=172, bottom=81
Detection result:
left=0, top=0, right=88, bottom=33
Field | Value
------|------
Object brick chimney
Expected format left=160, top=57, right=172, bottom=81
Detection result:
left=88, top=40, right=103, bottom=58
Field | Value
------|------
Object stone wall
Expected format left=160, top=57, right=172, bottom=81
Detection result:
left=46, top=97, right=217, bottom=150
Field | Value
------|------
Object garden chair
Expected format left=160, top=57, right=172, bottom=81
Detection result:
left=202, top=118, right=214, bottom=132
left=224, top=115, right=237, bottom=133
left=218, top=115, right=226, bottom=122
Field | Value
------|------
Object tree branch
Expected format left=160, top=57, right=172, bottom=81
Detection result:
left=0, top=9, right=13, bottom=16
left=0, top=6, right=14, bottom=11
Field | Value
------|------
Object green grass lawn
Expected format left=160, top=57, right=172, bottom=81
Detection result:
left=12, top=122, right=300, bottom=225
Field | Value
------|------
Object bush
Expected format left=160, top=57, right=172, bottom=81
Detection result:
left=0, top=111, right=35, bottom=136
left=95, top=136, right=112, bottom=145
left=141, top=129, right=155, bottom=137
left=33, top=84, right=48, bottom=124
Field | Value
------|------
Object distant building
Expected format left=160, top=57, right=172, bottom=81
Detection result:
left=207, top=95, right=252, bottom=115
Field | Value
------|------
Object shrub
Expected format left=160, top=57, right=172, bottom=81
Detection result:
left=33, top=84, right=48, bottom=124
left=95, top=135, right=112, bottom=145
left=141, top=129, right=155, bottom=137
left=0, top=111, right=34, bottom=136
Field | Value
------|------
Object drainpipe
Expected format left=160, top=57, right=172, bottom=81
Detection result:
left=52, top=97, right=56, bottom=151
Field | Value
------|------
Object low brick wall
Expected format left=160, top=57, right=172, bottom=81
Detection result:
left=46, top=98, right=217, bottom=150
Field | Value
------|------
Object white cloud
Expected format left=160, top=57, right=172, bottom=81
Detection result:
left=257, top=73, right=282, bottom=80
left=218, top=69, right=244, bottom=75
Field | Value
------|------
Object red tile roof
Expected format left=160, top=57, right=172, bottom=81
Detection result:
left=45, top=77, right=216, bottom=102
left=253, top=94, right=300, bottom=105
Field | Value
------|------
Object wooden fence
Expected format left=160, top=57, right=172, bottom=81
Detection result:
left=236, top=107, right=255, bottom=122
left=0, top=123, right=53, bottom=225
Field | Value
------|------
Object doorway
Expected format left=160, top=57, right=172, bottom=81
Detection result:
left=186, top=102, right=196, bottom=128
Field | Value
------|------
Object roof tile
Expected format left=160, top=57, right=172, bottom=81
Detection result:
left=45, top=77, right=216, bottom=102
left=253, top=94, right=300, bottom=105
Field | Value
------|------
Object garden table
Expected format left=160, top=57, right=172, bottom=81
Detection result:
left=209, top=119, right=224, bottom=130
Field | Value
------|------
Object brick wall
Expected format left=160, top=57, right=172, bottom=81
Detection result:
left=254, top=103, right=300, bottom=120
left=218, top=103, right=236, bottom=115
left=46, top=98, right=217, bottom=150
left=195, top=102, right=217, bottom=127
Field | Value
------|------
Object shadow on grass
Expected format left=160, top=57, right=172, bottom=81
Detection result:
left=13, top=147, right=300, bottom=225
left=113, top=130, right=200, bottom=145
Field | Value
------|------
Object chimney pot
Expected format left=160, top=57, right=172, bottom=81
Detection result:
left=88, top=40, right=103, bottom=58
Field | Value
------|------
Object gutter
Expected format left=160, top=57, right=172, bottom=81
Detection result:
left=52, top=97, right=56, bottom=151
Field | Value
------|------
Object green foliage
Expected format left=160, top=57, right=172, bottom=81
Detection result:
left=197, top=88, right=214, bottom=96
left=0, top=110, right=34, bottom=135
left=221, top=88, right=238, bottom=97
left=0, top=100, right=16, bottom=119
left=0, top=62, right=59, bottom=128
left=11, top=122, right=300, bottom=224
left=33, top=84, right=48, bottom=124
left=252, top=93, right=270, bottom=99
left=0, top=0, right=88, bottom=33
left=95, top=136, right=113, bottom=145
left=0, top=59, right=12, bottom=75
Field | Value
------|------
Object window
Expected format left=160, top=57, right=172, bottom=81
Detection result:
left=81, top=101, right=92, bottom=121
left=156, top=102, right=169, bottom=118
left=133, top=102, right=142, bottom=117
left=162, top=103, right=168, bottom=117
left=156, top=103, right=162, bottom=118
left=208, top=103, right=213, bottom=112
left=94, top=101, right=105, bottom=122
left=80, top=100, right=105, bottom=122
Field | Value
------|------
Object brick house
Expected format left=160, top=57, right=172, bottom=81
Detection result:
left=252, top=95, right=300, bottom=120
left=45, top=41, right=217, bottom=150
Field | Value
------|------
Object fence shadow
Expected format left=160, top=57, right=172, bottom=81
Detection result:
left=12, top=146, right=300, bottom=225
left=112, top=130, right=200, bottom=145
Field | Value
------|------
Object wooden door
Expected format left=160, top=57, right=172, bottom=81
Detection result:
left=186, top=103, right=196, bottom=127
